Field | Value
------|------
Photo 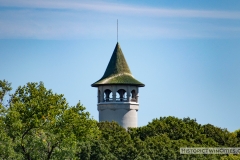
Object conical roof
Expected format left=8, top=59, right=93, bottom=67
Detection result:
left=91, top=42, right=145, bottom=87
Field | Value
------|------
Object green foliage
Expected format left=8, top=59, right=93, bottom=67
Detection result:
left=0, top=106, right=21, bottom=159
left=0, top=79, right=12, bottom=106
left=221, top=154, right=240, bottom=160
left=202, top=124, right=238, bottom=147
left=1, top=80, right=240, bottom=159
left=129, top=117, right=221, bottom=160
left=97, top=122, right=138, bottom=159
left=78, top=121, right=138, bottom=160
left=129, top=116, right=203, bottom=142
left=0, top=80, right=20, bottom=159
left=0, top=81, right=99, bottom=159
left=234, top=129, right=240, bottom=147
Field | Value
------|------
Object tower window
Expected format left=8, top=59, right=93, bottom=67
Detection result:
left=117, top=89, right=127, bottom=101
left=131, top=90, right=136, bottom=102
left=104, top=89, right=112, bottom=102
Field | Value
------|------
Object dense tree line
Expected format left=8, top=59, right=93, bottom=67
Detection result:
left=1, top=80, right=240, bottom=159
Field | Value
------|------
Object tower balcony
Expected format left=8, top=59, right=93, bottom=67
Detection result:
left=96, top=85, right=140, bottom=103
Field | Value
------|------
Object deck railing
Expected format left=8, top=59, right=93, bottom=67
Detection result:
left=104, top=98, right=113, bottom=102
left=103, top=98, right=137, bottom=102
left=116, top=98, right=127, bottom=102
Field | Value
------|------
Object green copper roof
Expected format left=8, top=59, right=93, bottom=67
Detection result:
left=91, top=42, right=145, bottom=87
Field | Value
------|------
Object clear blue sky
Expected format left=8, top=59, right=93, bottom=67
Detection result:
left=0, top=0, right=240, bottom=131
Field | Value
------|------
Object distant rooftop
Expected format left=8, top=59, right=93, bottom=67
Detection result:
left=91, top=42, right=145, bottom=87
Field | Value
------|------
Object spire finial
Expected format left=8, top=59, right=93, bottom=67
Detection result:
left=117, top=19, right=118, bottom=42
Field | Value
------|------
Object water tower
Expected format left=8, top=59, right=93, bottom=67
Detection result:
left=91, top=42, right=145, bottom=129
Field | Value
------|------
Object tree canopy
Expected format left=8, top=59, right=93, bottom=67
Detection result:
left=0, top=80, right=99, bottom=159
left=0, top=79, right=239, bottom=159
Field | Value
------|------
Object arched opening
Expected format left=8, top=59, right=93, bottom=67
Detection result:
left=131, top=90, right=136, bottom=102
left=117, top=89, right=126, bottom=101
left=104, top=89, right=112, bottom=102
left=98, top=90, right=101, bottom=103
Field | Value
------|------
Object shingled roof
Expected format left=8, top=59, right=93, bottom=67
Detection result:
left=91, top=42, right=145, bottom=87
